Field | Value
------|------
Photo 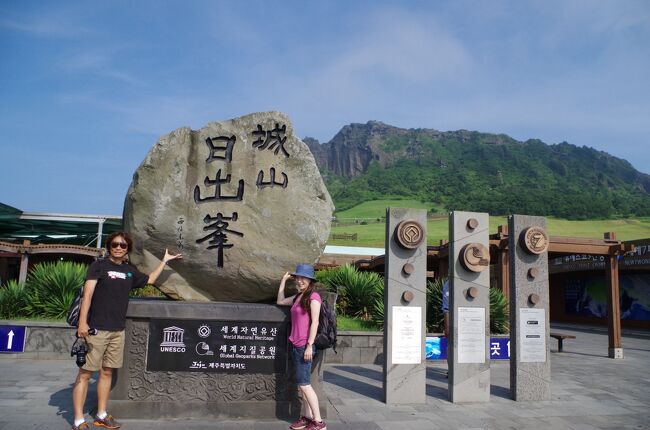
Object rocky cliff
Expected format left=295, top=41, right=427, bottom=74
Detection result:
left=305, top=121, right=650, bottom=218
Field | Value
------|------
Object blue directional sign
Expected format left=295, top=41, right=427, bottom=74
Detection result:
left=425, top=336, right=510, bottom=360
left=0, top=325, right=26, bottom=353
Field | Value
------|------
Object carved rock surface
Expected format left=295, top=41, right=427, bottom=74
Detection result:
left=123, top=112, right=333, bottom=302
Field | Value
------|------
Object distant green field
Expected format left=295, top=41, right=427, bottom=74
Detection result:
left=330, top=200, right=650, bottom=247
left=335, top=199, right=438, bottom=221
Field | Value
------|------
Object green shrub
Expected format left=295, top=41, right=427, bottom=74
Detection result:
left=0, top=280, right=29, bottom=319
left=426, top=278, right=445, bottom=333
left=490, top=286, right=509, bottom=334
left=427, top=279, right=509, bottom=334
left=337, top=314, right=379, bottom=331
left=24, top=261, right=87, bottom=319
left=371, top=295, right=384, bottom=328
left=316, top=264, right=383, bottom=321
left=130, top=284, right=164, bottom=298
left=366, top=276, right=509, bottom=334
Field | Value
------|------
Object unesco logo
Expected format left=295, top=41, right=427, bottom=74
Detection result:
left=197, top=325, right=211, bottom=338
left=160, top=326, right=186, bottom=353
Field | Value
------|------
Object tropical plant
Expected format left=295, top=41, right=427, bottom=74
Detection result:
left=24, top=261, right=88, bottom=319
left=426, top=278, right=445, bottom=333
left=371, top=295, right=384, bottom=328
left=316, top=264, right=384, bottom=321
left=0, top=280, right=28, bottom=319
left=371, top=277, right=509, bottom=334
left=427, top=279, right=509, bottom=334
left=489, top=286, right=509, bottom=334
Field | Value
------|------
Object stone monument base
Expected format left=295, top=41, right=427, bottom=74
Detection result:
left=109, top=299, right=327, bottom=419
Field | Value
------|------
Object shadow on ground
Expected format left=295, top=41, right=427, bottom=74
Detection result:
left=49, top=378, right=98, bottom=425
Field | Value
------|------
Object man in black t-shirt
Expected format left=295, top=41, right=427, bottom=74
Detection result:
left=71, top=232, right=181, bottom=430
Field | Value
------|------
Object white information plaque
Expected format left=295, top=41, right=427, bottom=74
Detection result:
left=391, top=306, right=422, bottom=364
left=458, top=307, right=485, bottom=363
left=519, top=308, right=546, bottom=363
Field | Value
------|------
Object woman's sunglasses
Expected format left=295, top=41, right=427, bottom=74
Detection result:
left=110, top=242, right=128, bottom=250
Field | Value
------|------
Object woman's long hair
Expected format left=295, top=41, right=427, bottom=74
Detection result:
left=299, top=279, right=318, bottom=312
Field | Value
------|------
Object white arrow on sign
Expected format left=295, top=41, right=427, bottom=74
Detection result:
left=7, top=330, right=14, bottom=350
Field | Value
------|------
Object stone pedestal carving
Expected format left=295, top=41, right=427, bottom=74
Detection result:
left=109, top=300, right=327, bottom=419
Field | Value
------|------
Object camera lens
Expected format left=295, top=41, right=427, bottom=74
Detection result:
left=76, top=353, right=86, bottom=367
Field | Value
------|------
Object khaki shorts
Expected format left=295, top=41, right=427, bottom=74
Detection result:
left=82, top=330, right=125, bottom=371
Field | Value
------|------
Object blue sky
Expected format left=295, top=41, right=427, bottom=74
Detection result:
left=1, top=0, right=649, bottom=215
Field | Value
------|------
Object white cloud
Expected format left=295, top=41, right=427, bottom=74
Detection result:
left=0, top=15, right=90, bottom=38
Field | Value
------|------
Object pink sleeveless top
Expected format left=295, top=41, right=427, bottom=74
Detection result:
left=289, top=292, right=322, bottom=347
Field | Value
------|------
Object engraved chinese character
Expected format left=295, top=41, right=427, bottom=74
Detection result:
left=251, top=123, right=290, bottom=157
left=196, top=212, right=244, bottom=268
left=194, top=169, right=244, bottom=203
left=205, top=135, right=236, bottom=163
left=256, top=168, right=288, bottom=189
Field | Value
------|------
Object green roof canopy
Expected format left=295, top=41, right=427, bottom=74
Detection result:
left=0, top=202, right=122, bottom=247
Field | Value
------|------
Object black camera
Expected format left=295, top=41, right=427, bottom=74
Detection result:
left=70, top=328, right=97, bottom=368
left=70, top=337, right=90, bottom=368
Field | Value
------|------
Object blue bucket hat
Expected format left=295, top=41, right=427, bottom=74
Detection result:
left=291, top=264, right=316, bottom=281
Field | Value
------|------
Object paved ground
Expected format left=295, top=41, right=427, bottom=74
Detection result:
left=1, top=323, right=649, bottom=429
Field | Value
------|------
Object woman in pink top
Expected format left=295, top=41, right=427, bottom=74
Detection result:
left=277, top=264, right=327, bottom=430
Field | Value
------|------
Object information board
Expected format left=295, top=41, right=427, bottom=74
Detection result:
left=147, top=319, right=288, bottom=373
left=519, top=308, right=546, bottom=363
left=391, top=306, right=422, bottom=364
left=457, top=307, right=486, bottom=363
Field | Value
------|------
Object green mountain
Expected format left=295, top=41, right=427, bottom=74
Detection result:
left=304, top=121, right=650, bottom=219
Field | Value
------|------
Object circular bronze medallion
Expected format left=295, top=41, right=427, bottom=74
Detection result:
left=460, top=243, right=490, bottom=273
left=395, top=220, right=425, bottom=249
left=521, top=226, right=549, bottom=254
left=402, top=263, right=414, bottom=275
left=402, top=291, right=414, bottom=303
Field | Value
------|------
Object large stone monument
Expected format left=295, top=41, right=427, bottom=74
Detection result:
left=448, top=211, right=491, bottom=403
left=508, top=215, right=551, bottom=401
left=123, top=111, right=334, bottom=301
left=382, top=208, right=427, bottom=404
left=109, top=112, right=334, bottom=419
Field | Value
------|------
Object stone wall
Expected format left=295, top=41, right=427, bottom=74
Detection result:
left=0, top=321, right=386, bottom=365
left=0, top=320, right=75, bottom=359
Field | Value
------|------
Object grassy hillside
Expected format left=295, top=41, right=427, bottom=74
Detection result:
left=330, top=200, right=650, bottom=247
left=319, top=123, right=650, bottom=219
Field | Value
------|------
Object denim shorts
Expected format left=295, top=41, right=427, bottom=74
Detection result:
left=291, top=343, right=316, bottom=386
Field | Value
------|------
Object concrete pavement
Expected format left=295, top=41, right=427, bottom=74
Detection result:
left=1, top=324, right=649, bottom=429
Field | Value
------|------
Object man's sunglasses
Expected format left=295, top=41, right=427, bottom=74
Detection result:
left=110, top=242, right=128, bottom=250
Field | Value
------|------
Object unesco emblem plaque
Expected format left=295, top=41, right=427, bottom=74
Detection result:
left=147, top=319, right=288, bottom=373
left=395, top=220, right=425, bottom=249
left=520, top=226, right=549, bottom=255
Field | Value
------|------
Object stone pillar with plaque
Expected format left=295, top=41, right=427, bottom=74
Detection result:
left=508, top=215, right=551, bottom=401
left=382, top=208, right=427, bottom=404
left=448, top=211, right=491, bottom=403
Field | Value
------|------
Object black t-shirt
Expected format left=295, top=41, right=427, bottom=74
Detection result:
left=85, top=259, right=149, bottom=331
